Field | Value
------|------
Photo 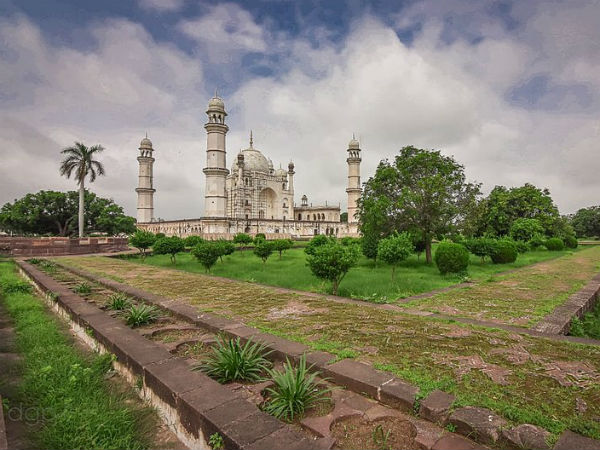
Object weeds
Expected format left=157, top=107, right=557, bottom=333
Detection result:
left=371, top=424, right=392, bottom=450
left=125, top=304, right=160, bottom=327
left=107, top=292, right=132, bottom=311
left=73, top=281, right=92, bottom=295
left=208, top=432, right=224, bottom=450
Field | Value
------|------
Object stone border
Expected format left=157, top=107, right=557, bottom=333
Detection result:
left=533, top=273, right=600, bottom=334
left=0, top=237, right=129, bottom=257
left=0, top=395, right=7, bottom=450
left=16, top=260, right=322, bottom=450
left=43, top=259, right=600, bottom=450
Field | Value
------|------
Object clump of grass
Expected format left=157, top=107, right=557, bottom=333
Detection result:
left=0, top=278, right=33, bottom=294
left=125, top=304, right=160, bottom=327
left=208, top=432, right=224, bottom=450
left=570, top=303, right=600, bottom=339
left=262, top=355, right=331, bottom=422
left=194, top=335, right=271, bottom=383
left=28, top=258, right=43, bottom=265
left=73, top=281, right=92, bottom=295
left=107, top=292, right=131, bottom=310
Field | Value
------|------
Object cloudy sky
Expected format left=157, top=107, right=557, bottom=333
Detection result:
left=1, top=0, right=599, bottom=219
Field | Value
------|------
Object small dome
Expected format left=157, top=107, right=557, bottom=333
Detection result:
left=274, top=168, right=287, bottom=177
left=139, top=136, right=153, bottom=149
left=208, top=96, right=225, bottom=111
left=348, top=136, right=360, bottom=149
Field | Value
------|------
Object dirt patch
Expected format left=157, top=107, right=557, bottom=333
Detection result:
left=432, top=354, right=512, bottom=385
left=266, top=301, right=327, bottom=320
left=543, top=360, right=600, bottom=388
left=331, top=416, right=417, bottom=450
left=148, top=329, right=209, bottom=344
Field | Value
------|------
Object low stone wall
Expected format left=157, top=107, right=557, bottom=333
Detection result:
left=0, top=237, right=129, bottom=257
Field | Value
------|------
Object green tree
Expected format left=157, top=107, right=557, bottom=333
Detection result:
left=184, top=235, right=204, bottom=247
left=377, top=232, right=413, bottom=280
left=509, top=218, right=544, bottom=243
left=153, top=236, right=185, bottom=264
left=304, top=235, right=332, bottom=256
left=59, top=142, right=106, bottom=237
left=306, top=241, right=360, bottom=295
left=340, top=212, right=348, bottom=223
left=571, top=206, right=600, bottom=238
left=130, top=230, right=156, bottom=260
left=214, top=240, right=235, bottom=262
left=358, top=146, right=480, bottom=264
left=233, top=233, right=253, bottom=254
left=272, top=239, right=293, bottom=259
left=191, top=242, right=220, bottom=272
left=254, top=241, right=274, bottom=264
left=361, top=230, right=380, bottom=263
left=464, top=237, right=495, bottom=263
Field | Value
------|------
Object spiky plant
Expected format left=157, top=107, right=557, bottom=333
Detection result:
left=74, top=281, right=92, bottom=295
left=107, top=293, right=131, bottom=310
left=125, top=304, right=160, bottom=327
left=263, top=355, right=331, bottom=422
left=195, top=335, right=272, bottom=383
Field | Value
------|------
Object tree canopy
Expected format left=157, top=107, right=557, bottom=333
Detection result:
left=0, top=190, right=135, bottom=236
left=570, top=206, right=600, bottom=238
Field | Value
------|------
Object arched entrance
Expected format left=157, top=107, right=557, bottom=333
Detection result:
left=259, top=188, right=278, bottom=219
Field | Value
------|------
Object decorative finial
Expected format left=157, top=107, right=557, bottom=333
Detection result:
left=145, top=131, right=148, bottom=138
left=215, top=87, right=218, bottom=97
left=352, top=132, right=355, bottom=140
left=249, top=130, right=253, bottom=148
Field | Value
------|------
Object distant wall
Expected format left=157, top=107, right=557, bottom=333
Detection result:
left=0, top=237, right=129, bottom=257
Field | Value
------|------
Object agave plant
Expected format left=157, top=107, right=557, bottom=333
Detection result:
left=195, top=335, right=272, bottom=383
left=73, top=281, right=92, bottom=295
left=125, top=304, right=160, bottom=327
left=107, top=292, right=131, bottom=310
left=263, top=355, right=331, bottom=422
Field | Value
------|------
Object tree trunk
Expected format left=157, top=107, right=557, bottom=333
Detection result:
left=425, top=239, right=432, bottom=264
left=391, top=266, right=396, bottom=281
left=78, top=180, right=85, bottom=238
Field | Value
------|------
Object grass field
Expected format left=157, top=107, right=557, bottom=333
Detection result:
left=0, top=261, right=158, bottom=449
left=57, top=253, right=600, bottom=440
left=125, top=245, right=576, bottom=302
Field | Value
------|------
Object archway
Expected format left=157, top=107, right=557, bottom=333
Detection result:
left=259, top=187, right=278, bottom=219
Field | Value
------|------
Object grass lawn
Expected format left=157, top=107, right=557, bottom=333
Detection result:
left=56, top=254, right=600, bottom=440
left=0, top=260, right=158, bottom=450
left=123, top=245, right=576, bottom=303
left=570, top=301, right=600, bottom=340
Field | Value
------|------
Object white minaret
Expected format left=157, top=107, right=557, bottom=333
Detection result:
left=346, top=135, right=362, bottom=223
left=203, top=94, right=229, bottom=217
left=136, top=135, right=155, bottom=223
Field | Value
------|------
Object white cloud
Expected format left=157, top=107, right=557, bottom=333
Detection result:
left=138, top=0, right=185, bottom=13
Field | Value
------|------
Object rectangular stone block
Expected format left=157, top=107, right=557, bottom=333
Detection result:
left=221, top=411, right=284, bottom=448
left=178, top=384, right=239, bottom=438
left=143, top=358, right=207, bottom=408
left=323, top=359, right=393, bottom=398
left=379, top=378, right=419, bottom=412
left=244, top=427, right=321, bottom=450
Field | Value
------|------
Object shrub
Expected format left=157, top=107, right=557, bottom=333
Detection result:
left=340, top=237, right=359, bottom=246
left=263, top=355, right=331, bottom=422
left=254, top=241, right=274, bottom=263
left=125, top=304, right=160, bottom=327
left=434, top=242, right=470, bottom=275
left=213, top=239, right=235, bottom=262
left=563, top=235, right=578, bottom=249
left=184, top=235, right=204, bottom=247
left=107, top=293, right=131, bottom=310
left=306, top=241, right=360, bottom=295
left=464, top=237, right=495, bottom=263
left=153, top=236, right=185, bottom=264
left=514, top=239, right=530, bottom=254
left=191, top=242, right=220, bottom=272
left=272, top=239, right=293, bottom=259
left=74, top=281, right=92, bottom=295
left=195, top=336, right=271, bottom=383
left=544, top=237, right=564, bottom=251
left=510, top=218, right=544, bottom=242
left=490, top=239, right=518, bottom=264
left=129, top=230, right=156, bottom=260
left=528, top=234, right=545, bottom=250
left=155, top=232, right=166, bottom=239
left=304, top=234, right=332, bottom=256
left=377, top=232, right=413, bottom=280
left=254, top=233, right=267, bottom=244
left=0, top=278, right=32, bottom=295
left=233, top=233, right=253, bottom=252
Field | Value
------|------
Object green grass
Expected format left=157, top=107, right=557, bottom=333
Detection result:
left=0, top=261, right=154, bottom=450
left=130, top=246, right=573, bottom=302
left=570, top=302, right=600, bottom=339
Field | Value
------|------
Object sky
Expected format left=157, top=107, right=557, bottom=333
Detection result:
left=1, top=0, right=599, bottom=220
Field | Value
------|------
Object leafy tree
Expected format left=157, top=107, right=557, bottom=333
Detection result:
left=377, top=232, right=413, bottom=280
left=272, top=239, right=293, bottom=259
left=130, top=230, right=156, bottom=260
left=411, top=233, right=427, bottom=261
left=340, top=212, right=348, bottom=223
left=192, top=242, right=220, bottom=272
left=465, top=237, right=495, bottom=263
left=510, top=218, right=544, bottom=243
left=306, top=241, right=360, bottom=295
left=254, top=241, right=274, bottom=264
left=254, top=233, right=266, bottom=244
left=481, top=184, right=559, bottom=237
left=153, top=236, right=185, bottom=264
left=0, top=190, right=134, bottom=236
left=184, top=235, right=204, bottom=247
left=233, top=233, right=253, bottom=253
left=361, top=230, right=380, bottom=262
left=571, top=206, right=600, bottom=238
left=357, top=146, right=480, bottom=264
left=59, top=142, right=106, bottom=237
left=214, top=240, right=235, bottom=262
left=304, top=235, right=332, bottom=256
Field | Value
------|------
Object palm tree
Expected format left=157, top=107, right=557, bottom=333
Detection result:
left=59, top=142, right=105, bottom=237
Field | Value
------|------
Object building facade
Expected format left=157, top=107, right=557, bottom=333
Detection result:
left=136, top=95, right=361, bottom=239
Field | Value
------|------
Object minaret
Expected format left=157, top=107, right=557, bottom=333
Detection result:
left=136, top=135, right=155, bottom=223
left=346, top=135, right=362, bottom=223
left=203, top=94, right=229, bottom=217
left=288, top=161, right=295, bottom=219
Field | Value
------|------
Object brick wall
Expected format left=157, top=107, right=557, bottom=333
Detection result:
left=0, top=237, right=129, bottom=257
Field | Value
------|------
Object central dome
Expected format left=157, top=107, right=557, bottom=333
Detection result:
left=233, top=148, right=270, bottom=173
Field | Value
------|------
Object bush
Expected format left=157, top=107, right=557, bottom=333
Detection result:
left=304, top=234, right=331, bottom=256
left=514, top=239, right=530, bottom=254
left=510, top=218, right=544, bottom=242
left=563, top=235, right=578, bottom=249
left=361, top=232, right=379, bottom=261
left=464, top=237, right=495, bottom=263
left=233, top=233, right=253, bottom=252
left=213, top=239, right=235, bottom=262
left=191, top=242, right=220, bottom=272
left=184, top=235, right=204, bottom=247
left=272, top=239, right=293, bottom=259
left=254, top=241, right=274, bottom=263
left=306, top=241, right=360, bottom=295
left=195, top=336, right=271, bottom=383
left=263, top=355, right=331, bottom=422
left=340, top=236, right=359, bottom=246
left=153, top=236, right=185, bottom=264
left=377, top=232, right=413, bottom=280
left=155, top=232, right=166, bottom=239
left=125, top=304, right=160, bottom=327
left=528, top=234, right=545, bottom=250
left=434, top=242, right=469, bottom=275
left=129, top=230, right=156, bottom=260
left=490, top=239, right=518, bottom=264
left=253, top=233, right=266, bottom=244
left=544, top=237, right=564, bottom=251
